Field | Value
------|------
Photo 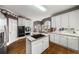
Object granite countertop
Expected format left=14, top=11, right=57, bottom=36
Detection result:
left=51, top=31, right=79, bottom=37
left=26, top=33, right=48, bottom=42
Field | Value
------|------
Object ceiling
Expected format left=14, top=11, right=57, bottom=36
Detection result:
left=0, top=5, right=76, bottom=21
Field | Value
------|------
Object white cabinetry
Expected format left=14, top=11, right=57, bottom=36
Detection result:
left=50, top=33, right=79, bottom=50
left=18, top=18, right=32, bottom=27
left=27, top=36, right=49, bottom=54
left=54, top=34, right=60, bottom=44
left=18, top=18, right=24, bottom=26
left=45, top=21, right=50, bottom=29
left=42, top=37, right=49, bottom=51
left=55, top=15, right=61, bottom=30
left=32, top=40, right=42, bottom=54
left=50, top=33, right=60, bottom=45
left=50, top=34, right=55, bottom=42
left=61, top=13, right=69, bottom=28
left=68, top=36, right=79, bottom=50
left=60, top=35, right=67, bottom=47
left=69, top=10, right=78, bottom=28
left=51, top=16, right=56, bottom=28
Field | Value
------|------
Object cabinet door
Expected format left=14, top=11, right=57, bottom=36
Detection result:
left=54, top=34, right=60, bottom=44
left=50, top=34, right=55, bottom=42
left=55, top=15, right=61, bottom=31
left=51, top=16, right=56, bottom=28
left=69, top=10, right=77, bottom=28
left=60, top=35, right=67, bottom=47
left=32, top=41, right=42, bottom=54
left=61, top=13, right=69, bottom=28
left=43, top=37, right=49, bottom=51
left=68, top=37, right=79, bottom=50
left=74, top=9, right=79, bottom=29
left=50, top=33, right=56, bottom=43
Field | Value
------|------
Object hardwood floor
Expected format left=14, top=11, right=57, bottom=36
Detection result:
left=42, top=42, right=78, bottom=54
left=7, top=38, right=26, bottom=54
left=7, top=38, right=78, bottom=54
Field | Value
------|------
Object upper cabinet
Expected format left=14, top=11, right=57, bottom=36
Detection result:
left=18, top=17, right=32, bottom=27
left=55, top=15, right=61, bottom=30
left=51, top=16, right=56, bottom=28
left=68, top=10, right=78, bottom=29
left=61, top=13, right=69, bottom=28
left=44, top=20, right=50, bottom=29
left=51, top=9, right=79, bottom=30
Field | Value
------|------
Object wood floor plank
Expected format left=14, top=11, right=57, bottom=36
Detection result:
left=7, top=38, right=78, bottom=54
left=7, top=38, right=26, bottom=54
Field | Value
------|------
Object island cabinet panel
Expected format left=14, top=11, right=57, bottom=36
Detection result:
left=42, top=37, right=49, bottom=52
left=32, top=41, right=42, bottom=54
left=26, top=36, right=49, bottom=54
left=68, top=36, right=79, bottom=50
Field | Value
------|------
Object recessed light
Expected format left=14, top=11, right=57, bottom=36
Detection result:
left=34, top=5, right=47, bottom=12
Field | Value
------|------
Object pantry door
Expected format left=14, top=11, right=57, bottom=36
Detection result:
left=8, top=18, right=17, bottom=45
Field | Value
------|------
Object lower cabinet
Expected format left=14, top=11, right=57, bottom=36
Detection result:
left=54, top=34, right=60, bottom=44
left=32, top=41, right=42, bottom=54
left=30, top=36, right=49, bottom=54
left=50, top=33, right=79, bottom=50
left=60, top=35, right=68, bottom=47
left=68, top=37, right=79, bottom=50
left=50, top=34, right=55, bottom=43
left=42, top=37, right=49, bottom=51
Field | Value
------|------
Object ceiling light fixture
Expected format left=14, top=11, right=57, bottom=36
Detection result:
left=34, top=5, right=47, bottom=12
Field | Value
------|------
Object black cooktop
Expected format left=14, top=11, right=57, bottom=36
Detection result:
left=31, top=34, right=45, bottom=39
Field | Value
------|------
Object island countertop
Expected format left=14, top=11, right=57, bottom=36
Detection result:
left=26, top=33, right=49, bottom=42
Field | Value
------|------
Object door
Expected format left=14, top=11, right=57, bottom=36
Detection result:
left=8, top=18, right=17, bottom=45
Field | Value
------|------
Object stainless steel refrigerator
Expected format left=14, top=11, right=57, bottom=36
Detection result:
left=0, top=12, right=8, bottom=54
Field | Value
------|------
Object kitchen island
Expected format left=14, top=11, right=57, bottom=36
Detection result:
left=26, top=33, right=49, bottom=54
